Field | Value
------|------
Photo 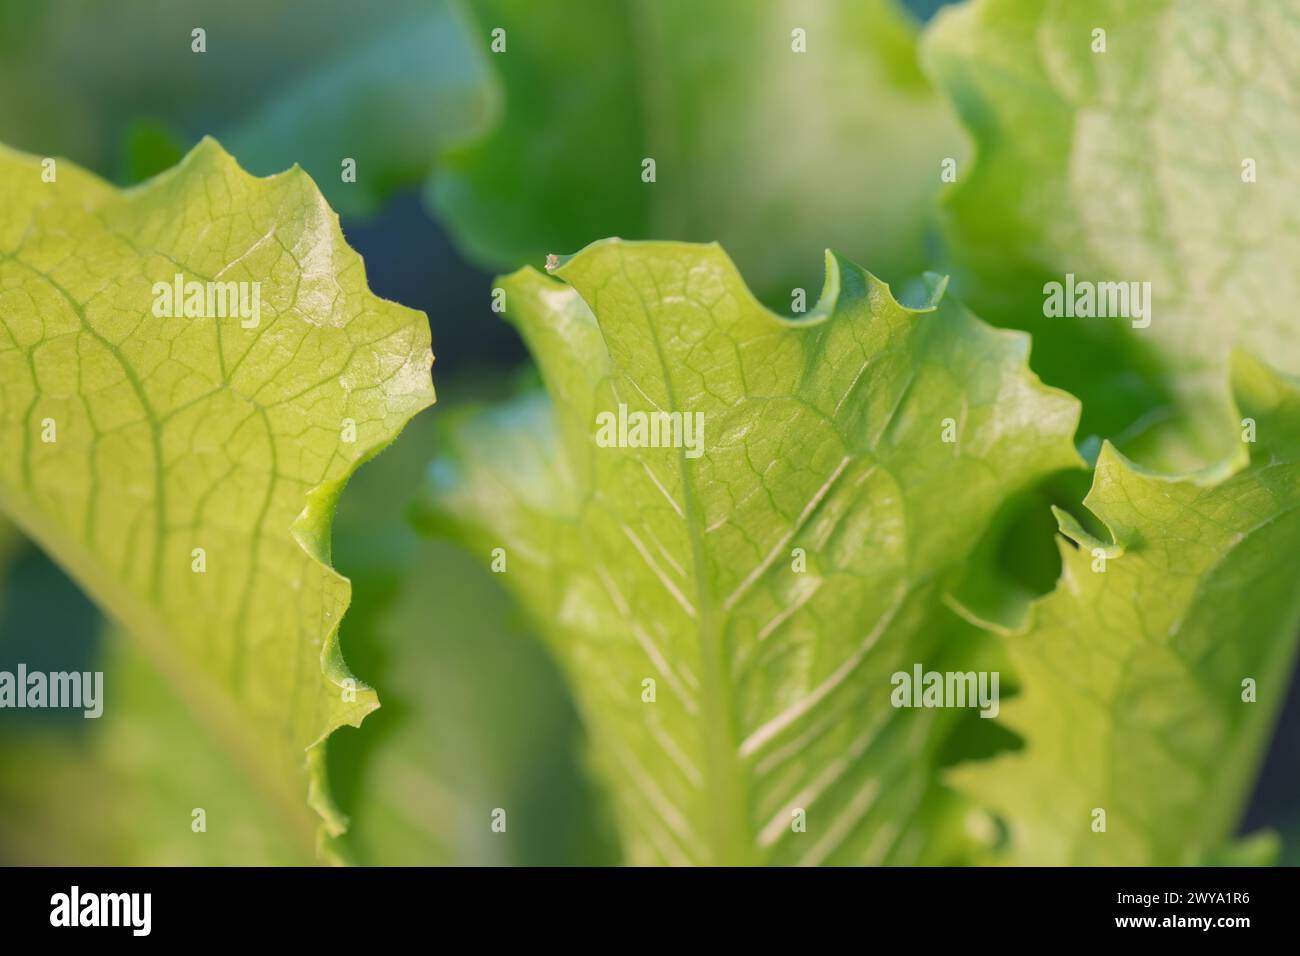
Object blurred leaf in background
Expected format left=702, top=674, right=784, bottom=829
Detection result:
left=924, top=0, right=1300, bottom=472
left=327, top=389, right=619, bottom=866
left=224, top=1, right=496, bottom=218
left=0, top=0, right=494, bottom=217
left=0, top=0, right=961, bottom=306
left=433, top=0, right=962, bottom=304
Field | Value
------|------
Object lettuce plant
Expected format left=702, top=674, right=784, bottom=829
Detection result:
left=953, top=356, right=1300, bottom=864
left=418, top=0, right=1300, bottom=864
left=420, top=243, right=1300, bottom=865
left=0, top=138, right=433, bottom=857
left=419, top=240, right=1080, bottom=864
left=1, top=0, right=1297, bottom=868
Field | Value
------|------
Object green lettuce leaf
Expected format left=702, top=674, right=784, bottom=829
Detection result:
left=0, top=137, right=435, bottom=854
left=924, top=0, right=1300, bottom=469
left=0, top=403, right=614, bottom=866
left=0, top=629, right=315, bottom=865
left=419, top=239, right=1079, bottom=864
left=432, top=0, right=961, bottom=301
left=952, top=353, right=1300, bottom=865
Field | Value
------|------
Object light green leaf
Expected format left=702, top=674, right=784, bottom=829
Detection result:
left=419, top=239, right=1079, bottom=864
left=432, top=0, right=961, bottom=301
left=0, top=138, right=435, bottom=854
left=0, top=630, right=314, bottom=865
left=0, top=405, right=614, bottom=866
left=924, top=0, right=1300, bottom=469
left=952, top=354, right=1300, bottom=864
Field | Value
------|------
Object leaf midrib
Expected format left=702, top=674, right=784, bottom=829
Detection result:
left=613, top=245, right=755, bottom=864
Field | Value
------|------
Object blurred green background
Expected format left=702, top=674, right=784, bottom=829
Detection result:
left=0, top=0, right=1296, bottom=865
